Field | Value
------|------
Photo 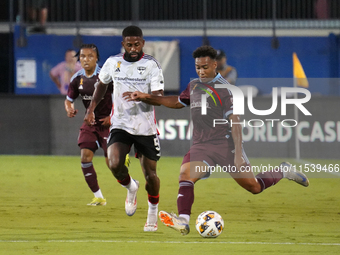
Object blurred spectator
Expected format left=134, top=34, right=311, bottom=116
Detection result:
left=50, top=50, right=82, bottom=95
left=216, top=49, right=237, bottom=85
left=315, top=0, right=329, bottom=19
left=27, top=0, right=48, bottom=33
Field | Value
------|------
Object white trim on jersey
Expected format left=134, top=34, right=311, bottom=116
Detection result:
left=178, top=96, right=188, bottom=107
left=66, top=95, right=74, bottom=102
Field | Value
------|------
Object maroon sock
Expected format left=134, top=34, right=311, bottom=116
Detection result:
left=177, top=181, right=194, bottom=216
left=117, top=174, right=131, bottom=186
left=255, top=167, right=283, bottom=192
left=148, top=194, right=159, bottom=204
left=81, top=162, right=99, bottom=193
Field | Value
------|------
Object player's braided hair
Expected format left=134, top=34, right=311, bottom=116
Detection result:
left=75, top=44, right=100, bottom=61
left=192, top=45, right=217, bottom=60
left=122, top=25, right=143, bottom=38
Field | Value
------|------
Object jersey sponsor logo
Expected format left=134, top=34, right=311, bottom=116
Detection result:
left=115, top=61, right=121, bottom=72
left=79, top=78, right=83, bottom=89
left=82, top=95, right=93, bottom=100
left=137, top=66, right=146, bottom=75
left=115, top=77, right=147, bottom=82
left=191, top=100, right=210, bottom=109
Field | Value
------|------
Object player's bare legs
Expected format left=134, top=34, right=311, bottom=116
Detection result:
left=80, top=148, right=106, bottom=206
left=140, top=155, right=160, bottom=231
left=107, top=142, right=131, bottom=179
left=228, top=163, right=262, bottom=194
left=108, top=142, right=139, bottom=216
left=230, top=161, right=309, bottom=193
left=140, top=156, right=160, bottom=196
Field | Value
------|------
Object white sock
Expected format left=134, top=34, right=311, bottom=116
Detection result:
left=148, top=201, right=158, bottom=213
left=179, top=214, right=190, bottom=224
left=147, top=201, right=158, bottom=224
left=122, top=177, right=137, bottom=191
left=123, top=177, right=138, bottom=203
left=94, top=189, right=104, bottom=199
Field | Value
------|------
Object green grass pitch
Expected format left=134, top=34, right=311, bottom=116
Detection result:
left=0, top=155, right=339, bottom=254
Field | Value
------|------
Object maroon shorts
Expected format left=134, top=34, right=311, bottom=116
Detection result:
left=78, top=122, right=110, bottom=156
left=182, top=141, right=250, bottom=174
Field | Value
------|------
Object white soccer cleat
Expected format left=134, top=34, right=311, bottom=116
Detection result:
left=144, top=208, right=158, bottom=232
left=125, top=179, right=139, bottom=216
left=144, top=222, right=158, bottom=232
left=159, top=211, right=190, bottom=235
left=280, top=162, right=309, bottom=187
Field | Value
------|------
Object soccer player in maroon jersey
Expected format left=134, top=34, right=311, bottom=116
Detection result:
left=65, top=44, right=126, bottom=206
left=125, top=45, right=309, bottom=235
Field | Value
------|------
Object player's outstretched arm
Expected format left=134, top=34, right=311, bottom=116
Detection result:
left=123, top=91, right=184, bottom=109
left=229, top=114, right=246, bottom=170
left=84, top=80, right=108, bottom=125
left=64, top=99, right=78, bottom=118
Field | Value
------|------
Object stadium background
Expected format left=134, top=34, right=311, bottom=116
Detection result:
left=0, top=2, right=340, bottom=254
left=0, top=0, right=339, bottom=159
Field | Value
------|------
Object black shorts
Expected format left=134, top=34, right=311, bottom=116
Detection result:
left=107, top=129, right=161, bottom=161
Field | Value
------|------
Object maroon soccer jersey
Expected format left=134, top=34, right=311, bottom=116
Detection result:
left=179, top=73, right=234, bottom=146
left=67, top=64, right=113, bottom=126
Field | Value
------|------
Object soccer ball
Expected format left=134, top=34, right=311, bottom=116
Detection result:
left=195, top=211, right=224, bottom=238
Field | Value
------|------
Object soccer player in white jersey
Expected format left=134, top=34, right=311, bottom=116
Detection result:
left=84, top=26, right=164, bottom=232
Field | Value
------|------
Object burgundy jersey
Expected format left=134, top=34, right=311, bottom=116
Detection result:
left=67, top=64, right=113, bottom=126
left=179, top=73, right=234, bottom=146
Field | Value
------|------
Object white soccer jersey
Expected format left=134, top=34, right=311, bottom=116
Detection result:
left=99, top=53, right=164, bottom=136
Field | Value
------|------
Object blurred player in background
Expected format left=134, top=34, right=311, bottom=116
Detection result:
left=65, top=44, right=129, bottom=206
left=216, top=49, right=237, bottom=85
left=84, top=26, right=164, bottom=232
left=126, top=45, right=309, bottom=235
left=50, top=49, right=82, bottom=95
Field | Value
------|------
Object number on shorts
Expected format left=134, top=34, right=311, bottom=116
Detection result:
left=154, top=137, right=161, bottom=151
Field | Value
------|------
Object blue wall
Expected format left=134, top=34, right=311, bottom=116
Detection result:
left=14, top=26, right=340, bottom=95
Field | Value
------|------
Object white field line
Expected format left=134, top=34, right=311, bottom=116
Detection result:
left=0, top=240, right=339, bottom=246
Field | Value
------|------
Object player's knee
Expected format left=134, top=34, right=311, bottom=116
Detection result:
left=108, top=157, right=124, bottom=173
left=80, top=149, right=94, bottom=162
left=81, top=155, right=91, bottom=162
left=241, top=180, right=262, bottom=194
left=247, top=184, right=262, bottom=194
left=178, top=172, right=190, bottom=182
left=145, top=171, right=159, bottom=183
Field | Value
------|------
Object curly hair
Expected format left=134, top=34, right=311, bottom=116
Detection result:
left=122, top=25, right=143, bottom=38
left=192, top=46, right=217, bottom=60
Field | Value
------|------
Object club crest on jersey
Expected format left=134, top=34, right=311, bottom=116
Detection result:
left=79, top=78, right=83, bottom=89
left=137, top=66, right=146, bottom=75
left=115, top=61, right=121, bottom=72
